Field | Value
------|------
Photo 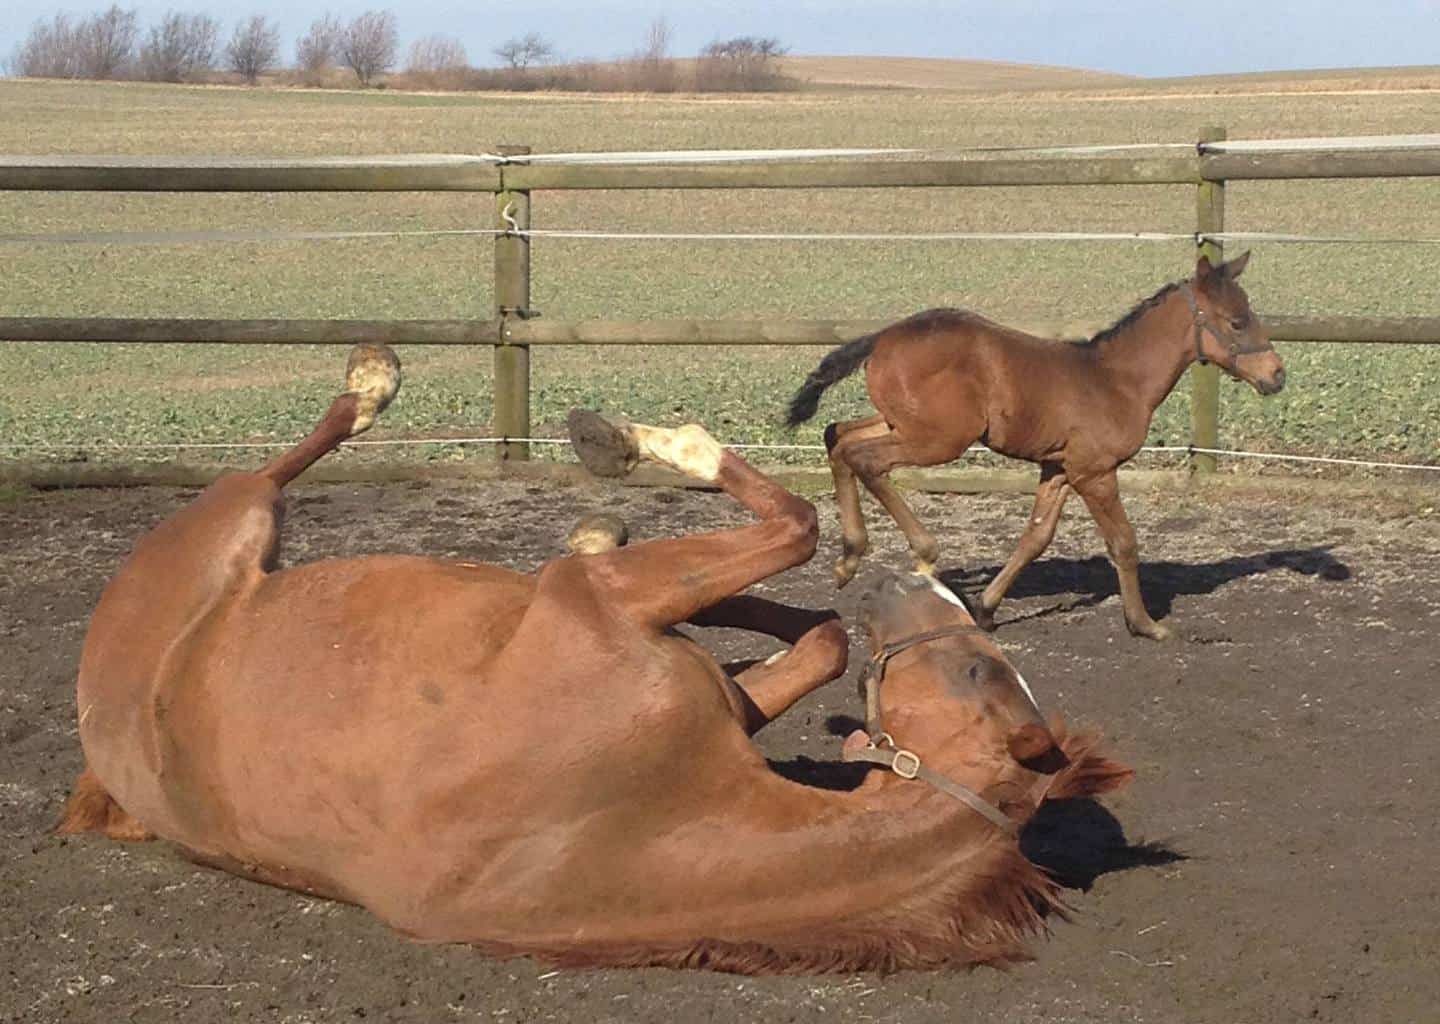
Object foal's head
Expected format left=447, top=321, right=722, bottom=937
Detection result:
left=853, top=573, right=1066, bottom=789
left=1191, top=251, right=1286, bottom=395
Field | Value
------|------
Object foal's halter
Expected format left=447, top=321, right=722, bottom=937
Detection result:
left=1180, top=282, right=1271, bottom=366
left=841, top=624, right=1021, bottom=837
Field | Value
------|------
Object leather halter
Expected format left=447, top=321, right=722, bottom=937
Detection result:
left=1180, top=281, right=1272, bottom=366
left=842, top=623, right=1021, bottom=837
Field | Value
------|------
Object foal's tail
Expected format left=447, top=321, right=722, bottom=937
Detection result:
left=784, top=332, right=879, bottom=427
left=260, top=343, right=401, bottom=488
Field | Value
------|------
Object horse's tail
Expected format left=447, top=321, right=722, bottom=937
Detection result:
left=785, top=332, right=880, bottom=427
left=55, top=765, right=154, bottom=841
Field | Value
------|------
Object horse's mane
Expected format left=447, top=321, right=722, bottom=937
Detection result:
left=465, top=731, right=1132, bottom=975
left=1084, top=281, right=1185, bottom=347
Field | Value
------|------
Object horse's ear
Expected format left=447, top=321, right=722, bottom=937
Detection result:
left=1195, top=253, right=1217, bottom=280
left=1222, top=250, right=1251, bottom=279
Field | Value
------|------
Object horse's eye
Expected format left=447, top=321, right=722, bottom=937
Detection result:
left=1228, top=316, right=1247, bottom=330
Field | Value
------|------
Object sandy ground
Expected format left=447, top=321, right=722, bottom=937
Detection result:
left=3, top=474, right=1438, bottom=1024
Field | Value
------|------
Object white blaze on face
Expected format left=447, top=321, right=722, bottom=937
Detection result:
left=1014, top=671, right=1042, bottom=716
left=922, top=574, right=967, bottom=609
left=919, top=573, right=1043, bottom=715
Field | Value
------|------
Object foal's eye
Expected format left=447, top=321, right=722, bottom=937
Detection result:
left=1228, top=316, right=1248, bottom=330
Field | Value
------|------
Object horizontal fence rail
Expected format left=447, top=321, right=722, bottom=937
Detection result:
left=2, top=132, right=1439, bottom=482
left=4, top=315, right=1440, bottom=347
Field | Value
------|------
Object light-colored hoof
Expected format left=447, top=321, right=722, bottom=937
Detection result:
left=567, top=409, right=640, bottom=478
left=1128, top=618, right=1173, bottom=642
left=633, top=423, right=724, bottom=483
left=833, top=558, right=859, bottom=590
left=344, top=343, right=401, bottom=435
left=566, top=513, right=630, bottom=554
left=914, top=559, right=936, bottom=577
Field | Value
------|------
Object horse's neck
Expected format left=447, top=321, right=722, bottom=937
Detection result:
left=1096, top=289, right=1197, bottom=415
left=572, top=764, right=1037, bottom=958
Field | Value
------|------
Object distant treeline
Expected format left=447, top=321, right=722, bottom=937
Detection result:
left=3, top=9, right=798, bottom=93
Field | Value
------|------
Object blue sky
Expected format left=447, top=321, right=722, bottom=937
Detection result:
left=3, top=0, right=1439, bottom=77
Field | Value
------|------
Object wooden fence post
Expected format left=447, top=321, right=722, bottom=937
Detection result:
left=494, top=145, right=532, bottom=461
left=1190, top=125, right=1226, bottom=475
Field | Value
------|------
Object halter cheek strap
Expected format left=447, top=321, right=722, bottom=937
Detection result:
left=1181, top=281, right=1272, bottom=366
left=846, top=623, right=1021, bottom=836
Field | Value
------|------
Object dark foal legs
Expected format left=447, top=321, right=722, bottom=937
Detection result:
left=1073, top=471, right=1170, bottom=641
left=974, top=463, right=1071, bottom=630
left=832, top=426, right=972, bottom=585
left=824, top=414, right=886, bottom=587
left=564, top=413, right=819, bottom=631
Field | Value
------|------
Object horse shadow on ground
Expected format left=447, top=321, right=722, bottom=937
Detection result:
left=939, top=545, right=1351, bottom=626
left=768, top=715, right=1184, bottom=894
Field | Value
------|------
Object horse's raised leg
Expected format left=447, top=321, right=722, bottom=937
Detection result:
left=1073, top=470, right=1170, bottom=641
left=974, top=464, right=1071, bottom=631
left=837, top=428, right=971, bottom=582
left=65, top=344, right=401, bottom=841
left=260, top=343, right=400, bottom=487
left=825, top=414, right=886, bottom=588
left=563, top=411, right=818, bottom=629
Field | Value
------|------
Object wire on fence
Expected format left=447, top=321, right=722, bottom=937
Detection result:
left=9, top=224, right=1440, bottom=248
left=2, top=437, right=1436, bottom=472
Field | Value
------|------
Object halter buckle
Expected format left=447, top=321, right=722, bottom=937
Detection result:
left=890, top=748, right=922, bottom=780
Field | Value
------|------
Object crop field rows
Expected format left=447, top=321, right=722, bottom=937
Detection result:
left=0, top=79, right=1438, bottom=470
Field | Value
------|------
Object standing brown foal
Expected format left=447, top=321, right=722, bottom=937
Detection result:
left=787, top=254, right=1286, bottom=640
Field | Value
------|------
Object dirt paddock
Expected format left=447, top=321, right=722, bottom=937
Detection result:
left=3, top=474, right=1438, bottom=1024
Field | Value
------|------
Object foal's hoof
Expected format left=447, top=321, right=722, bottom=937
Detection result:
left=1128, top=618, right=1173, bottom=642
left=567, top=409, right=639, bottom=478
left=345, top=344, right=401, bottom=435
left=972, top=605, right=997, bottom=632
left=833, top=558, right=859, bottom=590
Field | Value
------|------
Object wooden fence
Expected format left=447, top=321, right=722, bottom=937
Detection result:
left=3, top=130, right=1439, bottom=474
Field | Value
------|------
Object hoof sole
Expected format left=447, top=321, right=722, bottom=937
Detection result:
left=567, top=409, right=639, bottom=478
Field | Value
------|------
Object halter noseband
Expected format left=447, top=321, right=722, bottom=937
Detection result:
left=841, top=623, right=1021, bottom=836
left=1180, top=281, right=1271, bottom=366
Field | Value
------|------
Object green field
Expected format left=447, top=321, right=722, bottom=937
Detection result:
left=0, top=77, right=1438, bottom=472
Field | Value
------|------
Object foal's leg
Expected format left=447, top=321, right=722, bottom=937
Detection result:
left=974, top=463, right=1071, bottom=631
left=1073, top=470, right=1170, bottom=641
left=562, top=411, right=818, bottom=630
left=824, top=414, right=887, bottom=588
left=838, top=429, right=972, bottom=582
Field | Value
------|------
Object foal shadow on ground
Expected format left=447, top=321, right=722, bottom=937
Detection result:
left=768, top=715, right=1184, bottom=893
left=940, top=545, right=1351, bottom=627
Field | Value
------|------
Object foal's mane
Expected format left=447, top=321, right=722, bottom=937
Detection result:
left=1085, top=280, right=1184, bottom=347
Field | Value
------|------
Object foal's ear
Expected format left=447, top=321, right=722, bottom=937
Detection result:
left=1222, top=250, right=1251, bottom=279
left=1195, top=253, right=1217, bottom=280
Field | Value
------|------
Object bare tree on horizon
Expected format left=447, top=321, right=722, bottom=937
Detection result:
left=340, top=9, right=398, bottom=86
left=493, top=32, right=554, bottom=70
left=296, top=12, right=342, bottom=83
left=226, top=15, right=280, bottom=85
left=139, top=11, right=220, bottom=83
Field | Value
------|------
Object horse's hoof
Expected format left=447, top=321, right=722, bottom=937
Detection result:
left=1128, top=618, right=1173, bottom=641
left=566, top=513, right=629, bottom=554
left=833, top=560, right=858, bottom=589
left=567, top=409, right=639, bottom=478
left=973, top=606, right=997, bottom=632
left=345, top=343, right=401, bottom=434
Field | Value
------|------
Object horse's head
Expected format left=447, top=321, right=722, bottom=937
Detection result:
left=851, top=572, right=1067, bottom=792
left=1191, top=251, right=1286, bottom=396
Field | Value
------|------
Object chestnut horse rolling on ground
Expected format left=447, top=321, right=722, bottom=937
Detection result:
left=59, top=344, right=1130, bottom=972
left=787, top=253, right=1286, bottom=640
